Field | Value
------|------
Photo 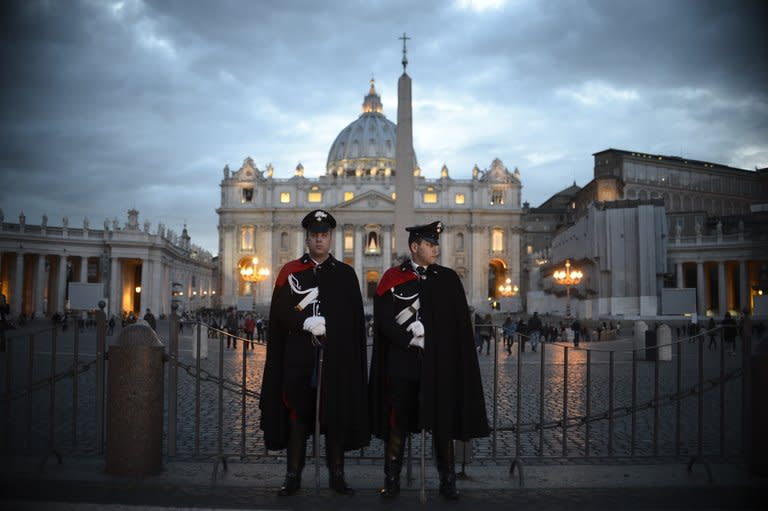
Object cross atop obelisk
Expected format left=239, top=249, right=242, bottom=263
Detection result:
left=399, top=32, right=410, bottom=72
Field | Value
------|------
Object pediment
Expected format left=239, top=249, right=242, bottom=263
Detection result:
left=334, top=190, right=394, bottom=211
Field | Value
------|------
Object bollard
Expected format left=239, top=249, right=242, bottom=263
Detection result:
left=634, top=321, right=648, bottom=360
left=106, top=323, right=165, bottom=476
left=657, top=324, right=672, bottom=361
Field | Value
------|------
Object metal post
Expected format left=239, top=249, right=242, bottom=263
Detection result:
left=608, top=350, right=614, bottom=456
left=538, top=339, right=545, bottom=454
left=562, top=346, right=568, bottom=457
left=631, top=347, right=637, bottom=456
left=194, top=319, right=202, bottom=457
left=719, top=326, right=726, bottom=456
left=653, top=350, right=660, bottom=457
left=3, top=334, right=11, bottom=451
left=95, top=306, right=106, bottom=455
left=26, top=334, right=34, bottom=449
left=241, top=332, right=247, bottom=460
left=47, top=327, right=58, bottom=461
left=492, top=325, right=498, bottom=460
left=72, top=320, right=80, bottom=448
left=675, top=340, right=682, bottom=456
left=167, top=307, right=179, bottom=457
left=585, top=349, right=592, bottom=457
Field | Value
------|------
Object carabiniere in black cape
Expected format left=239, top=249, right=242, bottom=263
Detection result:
left=259, top=253, right=370, bottom=451
left=369, top=261, right=490, bottom=440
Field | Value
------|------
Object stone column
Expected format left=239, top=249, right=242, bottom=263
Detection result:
left=382, top=227, right=392, bottom=270
left=56, top=255, right=68, bottom=313
left=79, top=256, right=88, bottom=282
left=162, top=261, right=171, bottom=316
left=718, top=261, right=727, bottom=316
left=11, top=252, right=24, bottom=317
left=110, top=257, right=121, bottom=316
left=334, top=227, right=343, bottom=260
left=138, top=259, right=152, bottom=317
left=440, top=228, right=452, bottom=268
left=36, top=255, right=47, bottom=316
left=354, top=226, right=363, bottom=292
left=145, top=259, right=158, bottom=314
left=35, top=254, right=47, bottom=316
left=296, top=230, right=305, bottom=259
left=696, top=261, right=706, bottom=317
left=739, top=260, right=749, bottom=313
left=676, top=262, right=684, bottom=288
left=221, top=225, right=235, bottom=306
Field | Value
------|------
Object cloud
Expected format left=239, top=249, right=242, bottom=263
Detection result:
left=0, top=0, right=766, bottom=254
left=556, top=81, right=639, bottom=107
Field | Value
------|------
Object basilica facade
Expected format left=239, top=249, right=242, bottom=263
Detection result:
left=217, top=80, right=524, bottom=313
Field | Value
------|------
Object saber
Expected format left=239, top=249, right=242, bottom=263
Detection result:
left=313, top=335, right=325, bottom=495
left=419, top=428, right=426, bottom=503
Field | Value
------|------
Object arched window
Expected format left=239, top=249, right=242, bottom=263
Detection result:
left=280, top=232, right=289, bottom=251
left=456, top=233, right=465, bottom=252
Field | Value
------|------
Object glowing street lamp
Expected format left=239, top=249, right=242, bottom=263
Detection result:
left=239, top=256, right=271, bottom=309
left=553, top=259, right=583, bottom=318
left=497, top=277, right=519, bottom=297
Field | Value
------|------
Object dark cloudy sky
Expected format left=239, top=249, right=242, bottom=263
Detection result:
left=1, top=0, right=766, bottom=253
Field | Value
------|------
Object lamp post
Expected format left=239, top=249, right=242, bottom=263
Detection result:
left=239, top=256, right=270, bottom=311
left=553, top=259, right=583, bottom=319
left=497, top=277, right=519, bottom=312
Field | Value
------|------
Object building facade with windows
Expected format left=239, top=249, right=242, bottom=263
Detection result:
left=0, top=208, right=216, bottom=320
left=526, top=149, right=768, bottom=319
left=217, top=80, right=524, bottom=313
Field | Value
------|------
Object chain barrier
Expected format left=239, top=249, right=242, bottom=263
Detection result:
left=495, top=366, right=743, bottom=434
left=1, top=356, right=100, bottom=402
left=1, top=321, right=744, bottom=445
left=169, top=353, right=261, bottom=400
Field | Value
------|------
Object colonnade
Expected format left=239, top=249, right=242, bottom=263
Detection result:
left=0, top=250, right=214, bottom=319
left=673, top=259, right=754, bottom=317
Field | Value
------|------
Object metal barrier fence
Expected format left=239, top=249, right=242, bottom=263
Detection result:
left=0, top=309, right=756, bottom=484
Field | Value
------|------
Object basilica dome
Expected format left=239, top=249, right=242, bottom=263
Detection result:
left=326, top=79, right=417, bottom=177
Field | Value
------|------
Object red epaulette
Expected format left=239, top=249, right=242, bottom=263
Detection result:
left=274, top=258, right=315, bottom=290
left=376, top=266, right=418, bottom=296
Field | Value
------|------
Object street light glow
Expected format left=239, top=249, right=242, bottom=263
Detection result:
left=553, top=259, right=583, bottom=318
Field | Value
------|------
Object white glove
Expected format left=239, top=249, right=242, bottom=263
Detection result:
left=409, top=335, right=425, bottom=350
left=406, top=320, right=425, bottom=337
left=303, top=316, right=326, bottom=337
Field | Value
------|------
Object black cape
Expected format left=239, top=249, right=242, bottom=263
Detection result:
left=259, top=254, right=369, bottom=451
left=369, top=261, right=490, bottom=440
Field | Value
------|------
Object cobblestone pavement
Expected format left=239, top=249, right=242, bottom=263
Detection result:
left=0, top=318, right=752, bottom=463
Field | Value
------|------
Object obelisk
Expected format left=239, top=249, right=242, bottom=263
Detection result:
left=394, top=33, right=415, bottom=258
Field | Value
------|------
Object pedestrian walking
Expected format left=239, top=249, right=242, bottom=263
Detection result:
left=571, top=318, right=581, bottom=347
left=477, top=314, right=493, bottom=355
left=721, top=312, right=737, bottom=355
left=707, top=316, right=717, bottom=350
left=244, top=313, right=256, bottom=348
left=528, top=312, right=542, bottom=352
left=225, top=309, right=238, bottom=349
left=369, top=221, right=489, bottom=500
left=259, top=209, right=369, bottom=496
left=143, top=308, right=157, bottom=331
left=502, top=314, right=516, bottom=354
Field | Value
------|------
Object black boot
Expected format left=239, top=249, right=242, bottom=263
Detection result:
left=380, top=429, right=405, bottom=498
left=435, top=437, right=459, bottom=500
left=327, top=439, right=354, bottom=495
left=278, top=420, right=306, bottom=496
